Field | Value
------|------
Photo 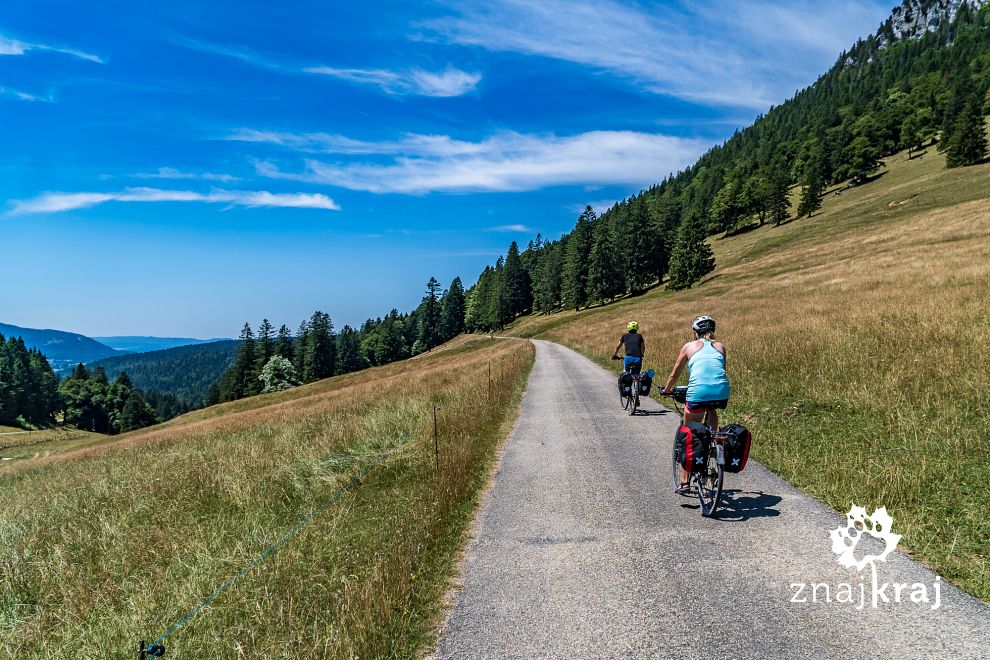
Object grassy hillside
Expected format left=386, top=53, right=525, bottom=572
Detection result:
left=507, top=145, right=990, bottom=601
left=0, top=335, right=533, bottom=657
left=0, top=425, right=108, bottom=463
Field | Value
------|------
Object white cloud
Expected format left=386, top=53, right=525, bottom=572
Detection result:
left=176, top=35, right=479, bottom=97
left=241, top=129, right=706, bottom=194
left=419, top=0, right=889, bottom=109
left=10, top=187, right=340, bottom=214
left=485, top=224, right=534, bottom=233
left=304, top=65, right=480, bottom=97
left=0, top=86, right=53, bottom=102
left=0, top=33, right=103, bottom=63
left=134, top=167, right=241, bottom=183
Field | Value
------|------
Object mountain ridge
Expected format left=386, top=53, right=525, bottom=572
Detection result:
left=0, top=322, right=125, bottom=368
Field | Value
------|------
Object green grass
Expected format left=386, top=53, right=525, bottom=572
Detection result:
left=0, top=336, right=534, bottom=657
left=510, top=145, right=990, bottom=602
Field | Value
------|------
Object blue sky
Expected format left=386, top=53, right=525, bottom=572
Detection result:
left=1, top=0, right=891, bottom=337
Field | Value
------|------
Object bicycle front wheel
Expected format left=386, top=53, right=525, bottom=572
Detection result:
left=695, top=447, right=723, bottom=517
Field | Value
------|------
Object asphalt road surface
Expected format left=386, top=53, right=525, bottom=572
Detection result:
left=434, top=340, right=990, bottom=659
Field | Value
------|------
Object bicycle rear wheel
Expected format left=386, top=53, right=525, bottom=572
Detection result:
left=630, top=389, right=639, bottom=415
left=671, top=438, right=682, bottom=492
left=695, top=446, right=723, bottom=517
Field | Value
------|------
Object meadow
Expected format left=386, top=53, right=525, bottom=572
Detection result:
left=0, top=336, right=533, bottom=658
left=509, top=146, right=990, bottom=601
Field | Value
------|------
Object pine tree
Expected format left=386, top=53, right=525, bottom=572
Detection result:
left=944, top=93, right=988, bottom=168
left=796, top=148, right=826, bottom=218
left=114, top=371, right=133, bottom=389
left=230, top=322, right=257, bottom=398
left=439, top=276, right=466, bottom=341
left=562, top=207, right=594, bottom=310
left=667, top=212, right=716, bottom=290
left=119, top=390, right=158, bottom=432
left=293, top=320, right=310, bottom=376
left=255, top=318, right=275, bottom=375
left=587, top=218, right=622, bottom=304
left=502, top=241, right=532, bottom=317
left=533, top=242, right=564, bottom=313
left=303, top=311, right=335, bottom=381
left=336, top=325, right=367, bottom=374
left=275, top=324, right=294, bottom=362
left=416, top=277, right=443, bottom=351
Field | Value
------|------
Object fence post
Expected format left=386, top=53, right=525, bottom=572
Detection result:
left=433, top=406, right=439, bottom=470
left=488, top=361, right=492, bottom=403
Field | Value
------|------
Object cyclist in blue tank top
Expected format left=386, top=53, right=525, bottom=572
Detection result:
left=660, top=316, right=730, bottom=431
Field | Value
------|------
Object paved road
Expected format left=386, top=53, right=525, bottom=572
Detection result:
left=434, top=340, right=990, bottom=659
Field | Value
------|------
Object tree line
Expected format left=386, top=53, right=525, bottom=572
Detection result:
left=212, top=276, right=466, bottom=404
left=465, top=3, right=990, bottom=326
left=1, top=329, right=162, bottom=434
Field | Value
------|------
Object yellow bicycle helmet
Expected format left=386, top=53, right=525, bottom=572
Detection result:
left=627, top=321, right=639, bottom=331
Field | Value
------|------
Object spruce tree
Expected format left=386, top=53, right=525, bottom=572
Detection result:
left=417, top=277, right=443, bottom=351
left=119, top=390, right=158, bottom=432
left=533, top=242, right=564, bottom=313
left=275, top=324, right=294, bottom=362
left=562, top=207, right=594, bottom=310
left=944, top=94, right=987, bottom=168
left=667, top=212, right=716, bottom=290
left=303, top=311, right=335, bottom=381
left=232, top=322, right=257, bottom=398
left=587, top=218, right=622, bottom=304
left=336, top=325, right=367, bottom=374
left=439, top=276, right=466, bottom=341
left=502, top=242, right=532, bottom=316
left=255, top=318, right=275, bottom=375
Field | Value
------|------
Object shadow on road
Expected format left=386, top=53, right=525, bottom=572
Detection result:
left=630, top=409, right=673, bottom=417
left=714, top=489, right=783, bottom=522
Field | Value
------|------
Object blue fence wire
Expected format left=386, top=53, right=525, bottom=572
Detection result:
left=144, top=432, right=411, bottom=654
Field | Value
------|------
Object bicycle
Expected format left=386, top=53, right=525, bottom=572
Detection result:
left=661, top=386, right=726, bottom=517
left=611, top=356, right=640, bottom=415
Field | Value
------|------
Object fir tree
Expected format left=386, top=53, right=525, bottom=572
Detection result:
left=587, top=218, right=622, bottom=304
left=502, top=241, right=532, bottom=317
left=336, top=325, right=367, bottom=374
left=275, top=324, right=294, bottom=362
left=417, top=277, right=443, bottom=351
left=944, top=93, right=988, bottom=167
left=118, top=390, right=158, bottom=432
left=562, top=207, right=594, bottom=310
left=303, top=311, right=335, bottom=381
left=439, top=276, right=466, bottom=341
left=667, top=212, right=716, bottom=290
left=255, top=318, right=275, bottom=375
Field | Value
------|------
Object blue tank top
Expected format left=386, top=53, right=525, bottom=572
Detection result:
left=687, top=339, right=730, bottom=403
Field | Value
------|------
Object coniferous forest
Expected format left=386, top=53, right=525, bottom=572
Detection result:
left=462, top=2, right=990, bottom=329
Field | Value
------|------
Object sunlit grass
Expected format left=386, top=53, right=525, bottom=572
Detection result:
left=0, top=336, right=534, bottom=658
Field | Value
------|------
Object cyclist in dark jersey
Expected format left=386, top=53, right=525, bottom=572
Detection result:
left=612, top=321, right=645, bottom=375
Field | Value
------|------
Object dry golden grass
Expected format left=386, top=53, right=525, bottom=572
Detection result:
left=515, top=148, right=990, bottom=600
left=0, top=336, right=533, bottom=658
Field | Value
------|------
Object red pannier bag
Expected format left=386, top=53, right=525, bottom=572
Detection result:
left=720, top=423, right=752, bottom=473
left=675, top=422, right=711, bottom=473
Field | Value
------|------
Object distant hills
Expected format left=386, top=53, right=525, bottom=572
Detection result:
left=93, top=336, right=230, bottom=353
left=90, top=340, right=240, bottom=405
left=0, top=322, right=125, bottom=370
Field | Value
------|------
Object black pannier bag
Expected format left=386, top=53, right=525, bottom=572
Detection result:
left=675, top=422, right=711, bottom=473
left=617, top=372, right=633, bottom=396
left=638, top=372, right=652, bottom=395
left=720, top=423, right=751, bottom=473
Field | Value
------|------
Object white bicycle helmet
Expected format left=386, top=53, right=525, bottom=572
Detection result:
left=692, top=315, right=715, bottom=334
